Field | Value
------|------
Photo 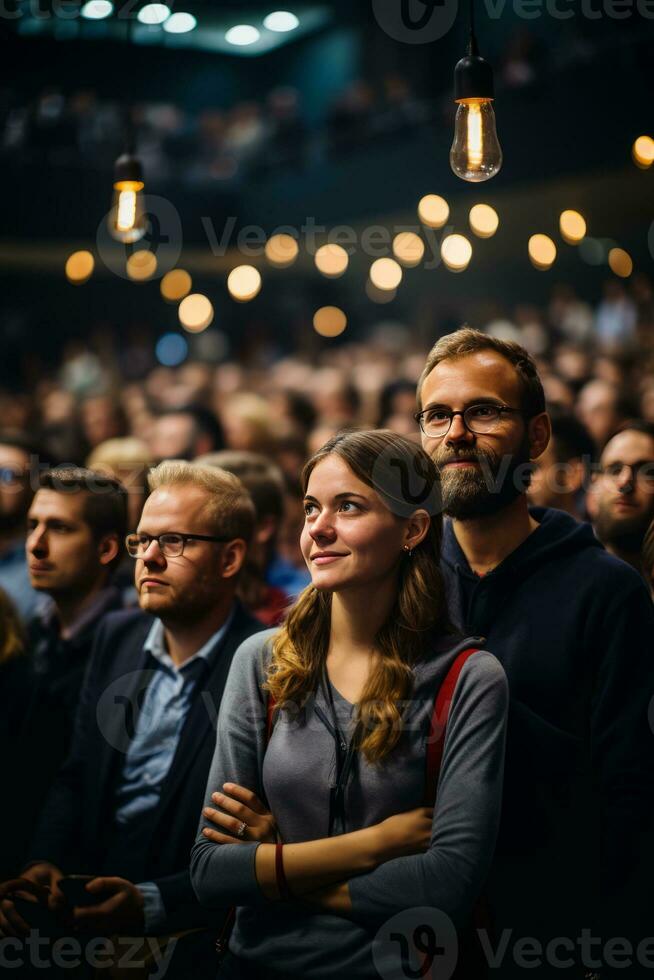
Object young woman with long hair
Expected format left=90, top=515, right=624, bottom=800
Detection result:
left=191, top=429, right=508, bottom=979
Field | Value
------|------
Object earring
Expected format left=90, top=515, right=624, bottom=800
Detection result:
left=403, top=545, right=414, bottom=557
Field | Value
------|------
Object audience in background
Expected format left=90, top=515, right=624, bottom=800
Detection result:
left=149, top=406, right=225, bottom=464
left=198, top=451, right=310, bottom=624
left=591, top=422, right=654, bottom=577
left=528, top=408, right=595, bottom=519
left=0, top=431, right=46, bottom=623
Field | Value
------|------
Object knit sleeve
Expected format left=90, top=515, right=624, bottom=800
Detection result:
left=348, top=651, right=508, bottom=929
left=190, top=628, right=277, bottom=908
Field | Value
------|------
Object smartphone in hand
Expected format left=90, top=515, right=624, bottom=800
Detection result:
left=58, top=875, right=103, bottom=908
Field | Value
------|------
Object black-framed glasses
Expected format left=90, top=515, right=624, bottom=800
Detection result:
left=414, top=402, right=526, bottom=439
left=125, top=531, right=233, bottom=558
left=599, top=461, right=654, bottom=486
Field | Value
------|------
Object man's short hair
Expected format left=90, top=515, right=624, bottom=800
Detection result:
left=548, top=409, right=596, bottom=468
left=417, top=327, right=546, bottom=418
left=157, top=406, right=224, bottom=453
left=38, top=467, right=128, bottom=565
left=195, top=451, right=285, bottom=521
left=147, top=460, right=255, bottom=545
left=0, top=430, right=43, bottom=462
left=612, top=419, right=654, bottom=444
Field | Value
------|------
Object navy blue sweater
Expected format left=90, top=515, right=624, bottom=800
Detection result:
left=440, top=507, right=654, bottom=961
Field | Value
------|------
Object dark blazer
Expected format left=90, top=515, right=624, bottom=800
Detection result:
left=25, top=599, right=264, bottom=934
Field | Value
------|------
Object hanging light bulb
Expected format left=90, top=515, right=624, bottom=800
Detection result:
left=108, top=142, right=146, bottom=244
left=450, top=4, right=502, bottom=183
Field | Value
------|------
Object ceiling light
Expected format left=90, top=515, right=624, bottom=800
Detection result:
left=80, top=0, right=113, bottom=19
left=137, top=3, right=170, bottom=24
left=225, top=24, right=260, bottom=45
left=263, top=11, right=299, bottom=31
left=163, top=12, right=196, bottom=33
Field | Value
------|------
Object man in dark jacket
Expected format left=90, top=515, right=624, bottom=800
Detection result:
left=1, top=461, right=263, bottom=974
left=2, top=467, right=126, bottom=876
left=416, top=328, right=654, bottom=978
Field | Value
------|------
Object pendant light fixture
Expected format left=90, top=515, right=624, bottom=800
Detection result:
left=450, top=0, right=502, bottom=183
left=108, top=109, right=146, bottom=244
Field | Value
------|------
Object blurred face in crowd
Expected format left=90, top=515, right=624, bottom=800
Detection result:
left=0, top=444, right=32, bottom=534
left=300, top=454, right=426, bottom=593
left=594, top=430, right=654, bottom=556
left=149, top=414, right=197, bottom=463
left=81, top=396, right=123, bottom=449
left=26, top=489, right=118, bottom=599
left=576, top=381, right=620, bottom=450
left=134, top=484, right=246, bottom=623
left=419, top=351, right=550, bottom=520
left=528, top=439, right=585, bottom=514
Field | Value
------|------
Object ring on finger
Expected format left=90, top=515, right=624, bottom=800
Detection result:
left=236, top=821, right=247, bottom=839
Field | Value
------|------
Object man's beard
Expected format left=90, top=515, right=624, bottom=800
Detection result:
left=434, top=436, right=533, bottom=520
left=595, top=502, right=654, bottom=555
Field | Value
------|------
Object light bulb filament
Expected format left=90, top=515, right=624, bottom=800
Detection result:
left=467, top=101, right=483, bottom=170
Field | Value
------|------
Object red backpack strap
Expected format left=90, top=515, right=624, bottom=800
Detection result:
left=423, top=647, right=480, bottom=806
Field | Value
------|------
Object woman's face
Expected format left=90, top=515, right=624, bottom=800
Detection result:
left=300, top=454, right=412, bottom=593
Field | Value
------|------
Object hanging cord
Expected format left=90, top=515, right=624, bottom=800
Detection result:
left=468, top=0, right=479, bottom=56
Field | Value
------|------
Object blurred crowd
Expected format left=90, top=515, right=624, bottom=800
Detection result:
left=0, top=270, right=652, bottom=621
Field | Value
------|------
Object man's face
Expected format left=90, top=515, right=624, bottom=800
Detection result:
left=26, top=489, right=107, bottom=597
left=0, top=444, right=32, bottom=531
left=134, top=485, right=232, bottom=621
left=419, top=351, right=543, bottom=520
left=594, top=430, right=654, bottom=552
left=149, top=415, right=196, bottom=463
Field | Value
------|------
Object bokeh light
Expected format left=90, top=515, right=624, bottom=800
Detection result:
left=160, top=268, right=192, bottom=302
left=227, top=265, right=262, bottom=301
left=156, top=333, right=188, bottom=366
left=178, top=293, right=214, bottom=332
left=608, top=247, right=633, bottom=278
left=137, top=3, right=170, bottom=24
left=225, top=24, right=259, bottom=44
left=632, top=135, right=654, bottom=169
left=370, top=257, right=403, bottom=290
left=163, top=11, right=196, bottom=32
left=126, top=250, right=157, bottom=281
left=314, top=244, right=349, bottom=278
left=313, top=306, right=347, bottom=337
left=441, top=234, right=472, bottom=272
left=418, top=194, right=449, bottom=228
left=263, top=11, right=299, bottom=31
left=265, top=234, right=299, bottom=268
left=559, top=210, right=587, bottom=245
left=528, top=234, right=557, bottom=270
left=65, top=250, right=94, bottom=284
left=469, top=204, right=499, bottom=239
left=392, top=232, right=425, bottom=267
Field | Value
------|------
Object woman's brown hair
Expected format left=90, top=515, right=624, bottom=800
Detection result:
left=0, top=587, right=26, bottom=665
left=264, top=428, right=453, bottom=764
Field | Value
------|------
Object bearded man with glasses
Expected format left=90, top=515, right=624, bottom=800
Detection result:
left=3, top=461, right=263, bottom=977
left=416, top=328, right=654, bottom=980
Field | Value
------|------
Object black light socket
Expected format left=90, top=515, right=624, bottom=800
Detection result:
left=113, top=152, right=143, bottom=185
left=453, top=52, right=495, bottom=101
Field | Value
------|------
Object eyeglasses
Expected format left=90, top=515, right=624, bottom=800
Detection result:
left=414, top=402, right=526, bottom=439
left=599, top=461, right=654, bottom=487
left=125, top=531, right=232, bottom=558
left=0, top=467, right=26, bottom=485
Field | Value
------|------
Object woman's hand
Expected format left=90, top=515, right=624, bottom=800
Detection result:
left=202, top=782, right=278, bottom=844
left=372, top=807, right=434, bottom=862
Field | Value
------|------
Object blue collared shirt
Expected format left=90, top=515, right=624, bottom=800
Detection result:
left=113, top=605, right=235, bottom=933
